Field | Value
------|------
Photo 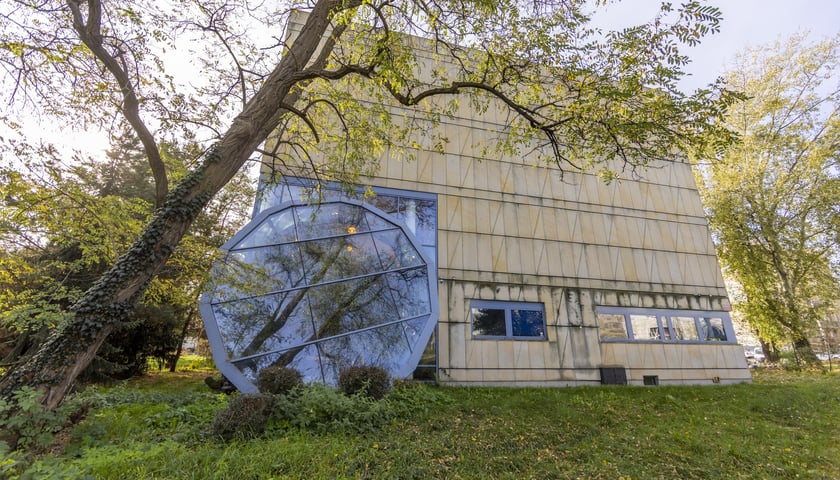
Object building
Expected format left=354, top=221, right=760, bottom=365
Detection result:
left=199, top=11, right=750, bottom=392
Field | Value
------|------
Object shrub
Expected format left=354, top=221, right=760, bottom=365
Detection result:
left=258, top=366, right=303, bottom=395
left=338, top=365, right=391, bottom=400
left=272, top=384, right=389, bottom=434
left=211, top=393, right=276, bottom=441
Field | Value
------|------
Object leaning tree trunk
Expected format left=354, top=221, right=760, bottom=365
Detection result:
left=0, top=0, right=344, bottom=409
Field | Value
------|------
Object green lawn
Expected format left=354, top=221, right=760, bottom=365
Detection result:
left=5, top=368, right=840, bottom=479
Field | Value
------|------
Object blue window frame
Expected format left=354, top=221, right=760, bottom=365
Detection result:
left=596, top=307, right=735, bottom=344
left=471, top=300, right=547, bottom=340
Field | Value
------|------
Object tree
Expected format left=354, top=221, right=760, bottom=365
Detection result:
left=697, top=33, right=840, bottom=364
left=0, top=129, right=251, bottom=378
left=1, top=0, right=737, bottom=408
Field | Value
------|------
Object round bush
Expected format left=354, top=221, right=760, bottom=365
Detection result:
left=338, top=365, right=391, bottom=400
left=258, top=366, right=303, bottom=395
left=211, top=393, right=276, bottom=441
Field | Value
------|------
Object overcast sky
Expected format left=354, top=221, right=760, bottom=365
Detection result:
left=591, top=0, right=840, bottom=92
left=6, top=1, right=839, bottom=156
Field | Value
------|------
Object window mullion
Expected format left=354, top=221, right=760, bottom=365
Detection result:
left=625, top=314, right=634, bottom=340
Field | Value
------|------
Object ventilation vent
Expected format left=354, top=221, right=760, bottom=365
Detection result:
left=600, top=367, right=627, bottom=385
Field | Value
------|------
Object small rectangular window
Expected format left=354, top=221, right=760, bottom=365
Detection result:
left=672, top=316, right=699, bottom=340
left=630, top=314, right=660, bottom=340
left=511, top=309, right=546, bottom=337
left=700, top=317, right=727, bottom=341
left=471, top=301, right=546, bottom=340
left=597, top=313, right=628, bottom=339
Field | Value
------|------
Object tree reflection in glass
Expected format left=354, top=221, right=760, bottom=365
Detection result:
left=200, top=200, right=436, bottom=391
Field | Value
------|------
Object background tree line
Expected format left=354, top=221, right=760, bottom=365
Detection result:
left=696, top=33, right=840, bottom=364
left=1, top=129, right=252, bottom=378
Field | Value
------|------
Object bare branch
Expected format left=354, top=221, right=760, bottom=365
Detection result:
left=66, top=0, right=168, bottom=207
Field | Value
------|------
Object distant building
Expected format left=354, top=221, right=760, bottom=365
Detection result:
left=814, top=308, right=840, bottom=357
left=200, top=11, right=750, bottom=392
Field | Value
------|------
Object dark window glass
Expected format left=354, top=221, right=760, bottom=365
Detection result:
left=471, top=308, right=506, bottom=336
left=471, top=302, right=547, bottom=339
left=512, top=309, right=545, bottom=337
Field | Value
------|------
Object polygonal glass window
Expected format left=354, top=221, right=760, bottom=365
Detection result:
left=199, top=200, right=438, bottom=392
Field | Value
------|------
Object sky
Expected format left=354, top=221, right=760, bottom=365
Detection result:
left=591, top=0, right=840, bottom=92
left=4, top=1, right=839, bottom=157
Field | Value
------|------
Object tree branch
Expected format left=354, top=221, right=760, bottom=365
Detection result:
left=66, top=0, right=168, bottom=207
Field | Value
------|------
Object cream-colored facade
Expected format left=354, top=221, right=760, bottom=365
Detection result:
left=354, top=116, right=749, bottom=386
left=260, top=11, right=751, bottom=387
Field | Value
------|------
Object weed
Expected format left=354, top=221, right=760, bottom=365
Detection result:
left=0, top=387, right=85, bottom=452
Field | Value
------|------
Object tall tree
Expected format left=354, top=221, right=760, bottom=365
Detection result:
left=697, top=33, right=840, bottom=364
left=1, top=0, right=737, bottom=408
left=0, top=131, right=252, bottom=377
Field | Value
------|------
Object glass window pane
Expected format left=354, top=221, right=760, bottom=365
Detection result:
left=700, top=317, right=727, bottom=341
left=672, top=316, right=699, bottom=340
left=511, top=309, right=545, bottom=338
left=403, top=317, right=433, bottom=355
left=472, top=308, right=506, bottom=336
left=214, top=292, right=316, bottom=359
left=286, top=183, right=340, bottom=204
left=598, top=313, right=628, bottom=339
left=411, top=323, right=436, bottom=365
left=314, top=323, right=413, bottom=385
left=414, top=199, right=437, bottom=237
left=630, top=314, right=660, bottom=340
left=294, top=203, right=367, bottom=240
left=372, top=230, right=424, bottom=269
left=234, top=209, right=297, bottom=248
left=255, top=182, right=288, bottom=213
left=366, top=194, right=399, bottom=215
left=382, top=268, right=432, bottom=318
left=306, top=275, right=401, bottom=340
left=233, top=344, right=323, bottom=384
left=362, top=211, right=393, bottom=231
left=212, top=245, right=305, bottom=302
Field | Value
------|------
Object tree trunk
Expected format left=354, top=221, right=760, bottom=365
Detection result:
left=168, top=308, right=195, bottom=372
left=0, top=0, right=345, bottom=408
left=792, top=335, right=820, bottom=367
left=758, top=339, right=777, bottom=363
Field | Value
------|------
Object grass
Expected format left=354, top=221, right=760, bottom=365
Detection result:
left=6, top=368, right=840, bottom=479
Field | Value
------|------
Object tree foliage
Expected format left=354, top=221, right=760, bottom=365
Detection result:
left=697, top=33, right=840, bottom=362
left=0, top=130, right=252, bottom=377
left=1, top=0, right=737, bottom=410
